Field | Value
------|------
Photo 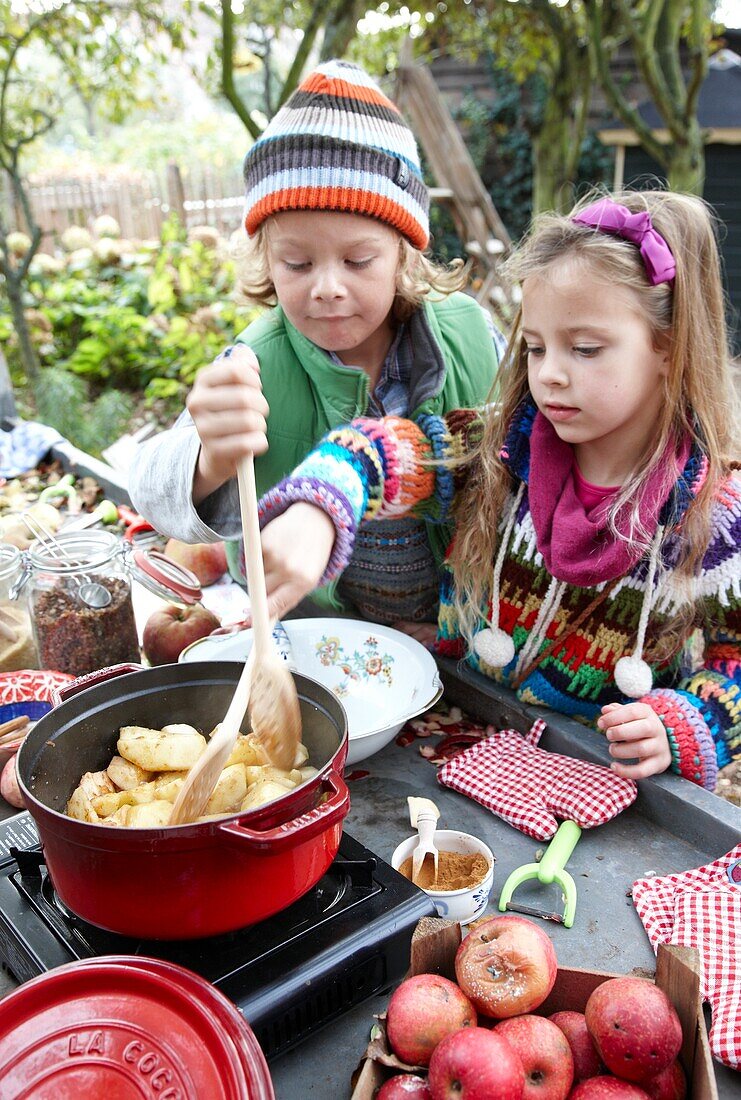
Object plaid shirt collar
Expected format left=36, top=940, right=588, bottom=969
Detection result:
left=328, top=323, right=409, bottom=416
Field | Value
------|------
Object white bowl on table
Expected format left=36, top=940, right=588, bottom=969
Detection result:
left=391, top=830, right=495, bottom=924
left=179, top=618, right=443, bottom=765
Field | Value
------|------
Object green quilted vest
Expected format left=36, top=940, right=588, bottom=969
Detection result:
left=227, top=292, right=501, bottom=611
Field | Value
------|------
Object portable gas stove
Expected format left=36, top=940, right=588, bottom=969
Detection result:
left=0, top=813, right=434, bottom=1060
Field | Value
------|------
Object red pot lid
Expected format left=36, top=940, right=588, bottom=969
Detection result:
left=0, top=956, right=274, bottom=1100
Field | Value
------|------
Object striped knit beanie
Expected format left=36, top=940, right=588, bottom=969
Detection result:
left=243, top=59, right=429, bottom=250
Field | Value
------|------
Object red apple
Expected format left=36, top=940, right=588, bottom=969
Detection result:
left=428, top=1027, right=525, bottom=1100
left=0, top=754, right=24, bottom=808
left=550, top=1011, right=604, bottom=1081
left=642, top=1061, right=686, bottom=1100
left=455, top=914, right=558, bottom=1019
left=378, top=1076, right=432, bottom=1099
left=142, top=603, right=220, bottom=665
left=569, top=1078, right=650, bottom=1099
left=164, top=538, right=228, bottom=586
left=386, top=974, right=477, bottom=1066
left=495, top=1015, right=574, bottom=1100
left=585, top=978, right=682, bottom=1083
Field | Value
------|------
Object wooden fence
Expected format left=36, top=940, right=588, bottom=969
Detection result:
left=2, top=163, right=245, bottom=243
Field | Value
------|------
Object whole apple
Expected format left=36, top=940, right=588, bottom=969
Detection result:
left=455, top=914, right=558, bottom=1019
left=569, top=1077, right=650, bottom=1099
left=584, top=978, right=682, bottom=1083
left=164, top=538, right=228, bottom=587
left=377, top=1075, right=432, bottom=1099
left=495, top=1015, right=574, bottom=1100
left=0, top=754, right=24, bottom=808
left=642, top=1060, right=686, bottom=1100
left=550, top=1010, right=603, bottom=1081
left=386, top=974, right=477, bottom=1066
left=143, top=603, right=220, bottom=665
left=427, top=1027, right=525, bottom=1100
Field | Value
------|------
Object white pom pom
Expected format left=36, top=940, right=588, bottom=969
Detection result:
left=473, top=627, right=515, bottom=667
left=614, top=655, right=653, bottom=698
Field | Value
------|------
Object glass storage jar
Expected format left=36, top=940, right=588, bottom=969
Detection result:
left=0, top=543, right=39, bottom=672
left=26, top=530, right=140, bottom=677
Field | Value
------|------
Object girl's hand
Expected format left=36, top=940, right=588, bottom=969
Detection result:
left=260, top=504, right=337, bottom=620
left=188, top=345, right=269, bottom=503
left=597, top=701, right=672, bottom=780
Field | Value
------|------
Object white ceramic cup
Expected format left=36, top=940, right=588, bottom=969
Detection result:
left=391, top=829, right=495, bottom=924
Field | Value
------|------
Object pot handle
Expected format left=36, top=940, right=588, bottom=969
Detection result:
left=51, top=663, right=146, bottom=706
left=218, top=772, right=350, bottom=852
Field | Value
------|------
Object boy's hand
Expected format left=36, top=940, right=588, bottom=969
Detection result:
left=597, top=701, right=672, bottom=780
left=260, top=504, right=336, bottom=621
left=188, top=345, right=269, bottom=503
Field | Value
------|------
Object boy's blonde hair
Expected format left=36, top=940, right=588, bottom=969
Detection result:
left=450, top=189, right=739, bottom=656
left=231, top=220, right=468, bottom=322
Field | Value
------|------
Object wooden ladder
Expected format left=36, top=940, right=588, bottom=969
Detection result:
left=394, top=55, right=517, bottom=328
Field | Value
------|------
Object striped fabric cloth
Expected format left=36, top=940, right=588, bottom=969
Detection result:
left=258, top=403, right=741, bottom=788
left=243, top=59, right=429, bottom=249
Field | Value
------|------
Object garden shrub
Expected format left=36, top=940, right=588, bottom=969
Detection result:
left=0, top=216, right=258, bottom=454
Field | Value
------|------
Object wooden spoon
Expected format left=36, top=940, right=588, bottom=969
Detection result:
left=169, top=647, right=256, bottom=825
left=170, top=455, right=301, bottom=825
left=235, top=453, right=301, bottom=770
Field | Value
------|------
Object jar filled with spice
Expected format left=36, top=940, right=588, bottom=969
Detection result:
left=26, top=530, right=141, bottom=677
left=0, top=543, right=39, bottom=672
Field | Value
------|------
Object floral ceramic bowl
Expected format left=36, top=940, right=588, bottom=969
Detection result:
left=391, top=830, right=495, bottom=925
left=179, top=618, right=443, bottom=765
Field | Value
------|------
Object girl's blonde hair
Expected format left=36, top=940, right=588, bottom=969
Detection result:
left=231, top=219, right=468, bottom=322
left=450, top=188, right=739, bottom=657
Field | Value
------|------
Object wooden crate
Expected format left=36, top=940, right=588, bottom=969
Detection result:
left=351, top=917, right=716, bottom=1100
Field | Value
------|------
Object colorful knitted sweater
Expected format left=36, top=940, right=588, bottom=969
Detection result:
left=258, top=400, right=741, bottom=790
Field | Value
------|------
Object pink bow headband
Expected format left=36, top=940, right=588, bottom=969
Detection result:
left=572, top=198, right=676, bottom=286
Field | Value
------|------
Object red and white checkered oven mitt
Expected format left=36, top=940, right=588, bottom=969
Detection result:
left=436, top=718, right=637, bottom=841
left=632, top=846, right=741, bottom=1070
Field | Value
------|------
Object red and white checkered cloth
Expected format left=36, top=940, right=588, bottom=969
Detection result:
left=632, top=846, right=741, bottom=1070
left=436, top=718, right=637, bottom=841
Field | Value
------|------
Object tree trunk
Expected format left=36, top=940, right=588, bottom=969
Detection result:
left=530, top=87, right=587, bottom=214
left=4, top=276, right=40, bottom=383
left=666, top=121, right=705, bottom=194
left=319, top=0, right=364, bottom=61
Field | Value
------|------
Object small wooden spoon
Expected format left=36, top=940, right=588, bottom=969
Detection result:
left=170, top=454, right=302, bottom=825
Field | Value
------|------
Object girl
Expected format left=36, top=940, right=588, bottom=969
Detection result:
left=128, top=59, right=504, bottom=643
left=251, top=189, right=740, bottom=788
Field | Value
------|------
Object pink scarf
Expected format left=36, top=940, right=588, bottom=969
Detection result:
left=528, top=413, right=690, bottom=586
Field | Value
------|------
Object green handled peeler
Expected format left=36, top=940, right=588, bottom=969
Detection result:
left=497, top=819, right=582, bottom=928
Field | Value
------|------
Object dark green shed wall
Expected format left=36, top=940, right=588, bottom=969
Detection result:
left=624, top=144, right=741, bottom=355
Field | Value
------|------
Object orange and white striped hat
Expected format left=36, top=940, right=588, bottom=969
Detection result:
left=243, top=59, right=429, bottom=250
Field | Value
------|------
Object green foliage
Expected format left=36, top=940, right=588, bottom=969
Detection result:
left=0, top=218, right=259, bottom=453
left=33, top=367, right=135, bottom=458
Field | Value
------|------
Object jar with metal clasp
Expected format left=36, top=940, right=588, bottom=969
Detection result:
left=0, top=543, right=39, bottom=672
left=12, top=530, right=202, bottom=677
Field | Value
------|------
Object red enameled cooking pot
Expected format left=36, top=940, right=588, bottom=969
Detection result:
left=17, top=662, right=349, bottom=940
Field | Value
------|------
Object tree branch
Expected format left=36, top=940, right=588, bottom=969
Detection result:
left=685, top=0, right=710, bottom=120
left=220, top=0, right=261, bottom=140
left=277, top=0, right=336, bottom=108
left=585, top=0, right=669, bottom=166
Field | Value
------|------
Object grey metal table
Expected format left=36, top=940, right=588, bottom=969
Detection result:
left=1, top=661, right=739, bottom=1098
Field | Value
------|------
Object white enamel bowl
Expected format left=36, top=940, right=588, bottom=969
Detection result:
left=180, top=618, right=443, bottom=765
left=391, top=830, right=495, bottom=925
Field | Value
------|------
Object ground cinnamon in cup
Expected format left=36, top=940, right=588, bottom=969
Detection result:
left=399, top=849, right=489, bottom=891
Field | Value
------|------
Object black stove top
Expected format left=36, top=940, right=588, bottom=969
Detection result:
left=0, top=813, right=435, bottom=1060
